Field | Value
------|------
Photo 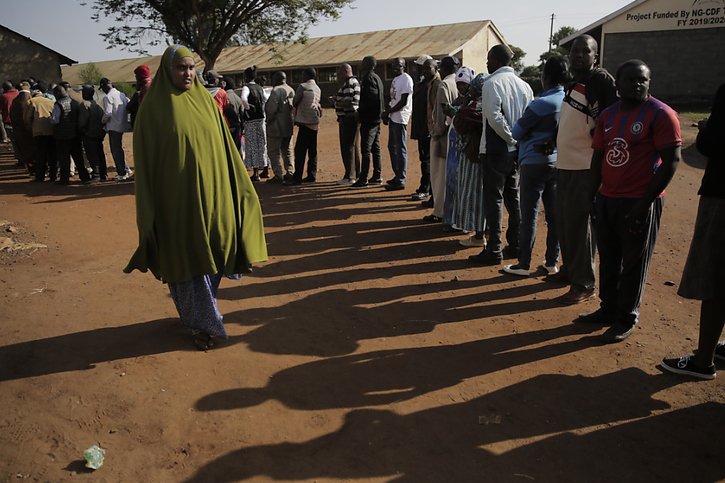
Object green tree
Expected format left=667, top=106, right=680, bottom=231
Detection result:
left=540, top=25, right=577, bottom=62
left=520, top=64, right=543, bottom=96
left=86, top=0, right=354, bottom=72
left=78, top=62, right=104, bottom=85
left=509, top=44, right=526, bottom=73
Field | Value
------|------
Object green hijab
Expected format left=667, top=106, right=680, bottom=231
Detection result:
left=124, top=44, right=267, bottom=283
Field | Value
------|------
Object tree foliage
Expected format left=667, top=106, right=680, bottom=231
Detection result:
left=509, top=44, right=526, bottom=73
left=540, top=25, right=577, bottom=63
left=86, top=0, right=354, bottom=71
left=78, top=62, right=104, bottom=85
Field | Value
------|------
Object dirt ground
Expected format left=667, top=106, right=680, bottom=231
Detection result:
left=0, top=111, right=723, bottom=483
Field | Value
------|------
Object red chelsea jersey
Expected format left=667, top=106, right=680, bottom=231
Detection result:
left=592, top=96, right=681, bottom=198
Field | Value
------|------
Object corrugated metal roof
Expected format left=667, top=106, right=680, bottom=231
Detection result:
left=62, top=20, right=501, bottom=84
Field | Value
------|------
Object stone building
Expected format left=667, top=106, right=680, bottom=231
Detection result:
left=559, top=0, right=725, bottom=106
left=0, top=25, right=77, bottom=84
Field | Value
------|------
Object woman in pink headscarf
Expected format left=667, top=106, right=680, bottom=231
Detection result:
left=127, top=64, right=152, bottom=127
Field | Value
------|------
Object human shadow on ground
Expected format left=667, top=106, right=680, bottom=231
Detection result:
left=0, top=318, right=243, bottom=381
left=222, top=258, right=476, bottom=299
left=0, top=157, right=135, bottom=201
left=263, top=218, right=456, bottom=257
left=186, top=370, right=721, bottom=483
left=196, top=323, right=601, bottom=411
left=225, top=278, right=565, bottom=356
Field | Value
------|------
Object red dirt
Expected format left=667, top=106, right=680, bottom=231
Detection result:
left=0, top=111, right=722, bottom=482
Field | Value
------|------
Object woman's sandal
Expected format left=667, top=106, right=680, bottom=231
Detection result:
left=192, top=332, right=217, bottom=351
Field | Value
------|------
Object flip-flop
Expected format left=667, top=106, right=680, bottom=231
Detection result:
left=193, top=333, right=216, bottom=351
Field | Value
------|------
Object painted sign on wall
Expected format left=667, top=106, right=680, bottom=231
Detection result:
left=605, top=0, right=725, bottom=32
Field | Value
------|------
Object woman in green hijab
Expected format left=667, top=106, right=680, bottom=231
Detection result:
left=124, top=44, right=267, bottom=350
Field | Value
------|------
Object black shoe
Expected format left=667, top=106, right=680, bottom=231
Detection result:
left=260, top=168, right=270, bottom=179
left=661, top=355, right=716, bottom=380
left=368, top=177, right=384, bottom=185
left=502, top=246, right=520, bottom=259
left=715, top=341, right=725, bottom=362
left=385, top=183, right=405, bottom=191
left=421, top=199, right=434, bottom=208
left=602, top=321, right=637, bottom=343
left=422, top=214, right=442, bottom=223
left=350, top=180, right=369, bottom=189
left=410, top=192, right=429, bottom=201
left=302, top=176, right=316, bottom=183
left=468, top=250, right=502, bottom=265
left=284, top=178, right=302, bottom=186
left=386, top=177, right=397, bottom=185
left=251, top=174, right=261, bottom=182
left=575, top=309, right=613, bottom=326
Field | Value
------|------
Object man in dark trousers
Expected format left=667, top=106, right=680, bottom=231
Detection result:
left=351, top=56, right=385, bottom=188
left=584, top=59, right=681, bottom=343
left=552, top=35, right=617, bottom=305
left=334, top=63, right=361, bottom=184
left=410, top=54, right=433, bottom=201
left=50, top=84, right=90, bottom=185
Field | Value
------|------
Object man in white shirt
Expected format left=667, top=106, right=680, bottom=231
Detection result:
left=469, top=44, right=533, bottom=265
left=382, top=58, right=413, bottom=191
left=100, top=78, right=132, bottom=181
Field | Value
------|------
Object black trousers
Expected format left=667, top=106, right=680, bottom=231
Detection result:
left=358, top=122, right=382, bottom=182
left=82, top=135, right=108, bottom=179
left=56, top=137, right=89, bottom=182
left=33, top=135, right=57, bottom=181
left=338, top=115, right=360, bottom=180
left=293, top=125, right=318, bottom=181
left=417, top=136, right=431, bottom=193
left=595, top=195, right=663, bottom=326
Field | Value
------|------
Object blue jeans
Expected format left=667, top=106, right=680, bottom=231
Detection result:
left=518, top=163, right=559, bottom=269
left=483, top=152, right=520, bottom=254
left=108, top=131, right=129, bottom=176
left=387, top=121, right=407, bottom=184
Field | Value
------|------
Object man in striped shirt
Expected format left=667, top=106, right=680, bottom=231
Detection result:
left=334, top=63, right=361, bottom=184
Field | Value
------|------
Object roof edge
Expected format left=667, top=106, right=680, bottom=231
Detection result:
left=1, top=24, right=78, bottom=64
left=559, top=0, right=649, bottom=45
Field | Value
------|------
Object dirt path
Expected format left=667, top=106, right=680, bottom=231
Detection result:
left=0, top=113, right=723, bottom=482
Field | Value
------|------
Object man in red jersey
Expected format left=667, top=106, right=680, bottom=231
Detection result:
left=583, top=59, right=681, bottom=343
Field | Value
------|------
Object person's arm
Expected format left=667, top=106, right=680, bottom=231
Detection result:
left=387, top=93, right=409, bottom=115
left=101, top=95, right=112, bottom=124
left=431, top=82, right=451, bottom=137
left=292, top=85, right=304, bottom=108
left=511, top=103, right=541, bottom=141
left=265, top=89, right=279, bottom=122
left=50, top=103, right=61, bottom=125
left=481, top=83, right=516, bottom=146
left=239, top=86, right=250, bottom=111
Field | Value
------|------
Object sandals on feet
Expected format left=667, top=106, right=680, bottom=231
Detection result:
left=192, top=332, right=217, bottom=351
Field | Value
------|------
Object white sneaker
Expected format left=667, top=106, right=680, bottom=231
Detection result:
left=460, top=236, right=485, bottom=247
left=503, top=264, right=531, bottom=276
left=543, top=264, right=559, bottom=275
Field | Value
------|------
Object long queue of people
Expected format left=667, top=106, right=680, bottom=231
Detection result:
left=318, top=36, right=724, bottom=380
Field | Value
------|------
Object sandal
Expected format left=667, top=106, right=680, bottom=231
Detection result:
left=192, top=332, right=217, bottom=351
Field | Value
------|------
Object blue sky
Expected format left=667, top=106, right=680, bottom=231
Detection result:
left=3, top=0, right=632, bottom=66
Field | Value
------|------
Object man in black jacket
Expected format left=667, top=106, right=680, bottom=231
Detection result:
left=350, top=56, right=384, bottom=188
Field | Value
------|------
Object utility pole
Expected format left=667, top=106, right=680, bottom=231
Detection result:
left=548, top=13, right=556, bottom=51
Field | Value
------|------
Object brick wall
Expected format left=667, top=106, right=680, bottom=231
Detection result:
left=603, top=28, right=725, bottom=107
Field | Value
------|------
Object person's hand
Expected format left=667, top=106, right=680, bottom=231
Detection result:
left=624, top=200, right=651, bottom=234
